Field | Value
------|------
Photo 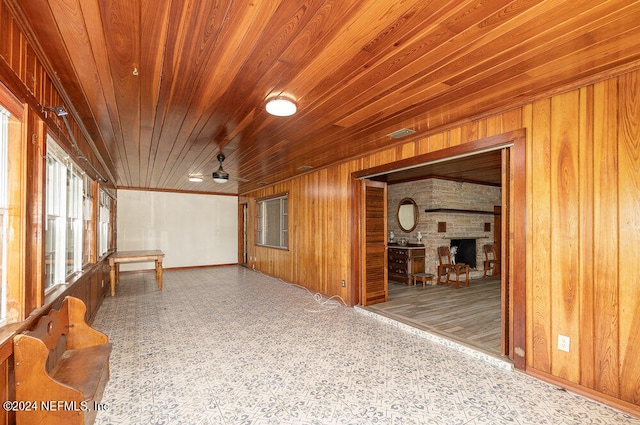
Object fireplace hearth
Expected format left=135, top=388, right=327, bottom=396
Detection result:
left=451, top=239, right=477, bottom=269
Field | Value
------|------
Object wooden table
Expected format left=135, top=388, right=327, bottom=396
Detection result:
left=108, top=250, right=164, bottom=296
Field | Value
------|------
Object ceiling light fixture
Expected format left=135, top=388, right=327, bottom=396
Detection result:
left=188, top=175, right=203, bottom=182
left=212, top=153, right=229, bottom=183
left=265, top=96, right=297, bottom=116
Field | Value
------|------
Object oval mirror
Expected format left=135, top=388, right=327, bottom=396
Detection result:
left=397, top=198, right=418, bottom=232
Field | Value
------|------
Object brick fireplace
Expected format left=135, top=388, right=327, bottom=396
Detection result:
left=451, top=238, right=477, bottom=268
left=387, top=178, right=501, bottom=279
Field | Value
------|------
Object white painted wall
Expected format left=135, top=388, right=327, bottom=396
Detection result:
left=116, top=190, right=238, bottom=271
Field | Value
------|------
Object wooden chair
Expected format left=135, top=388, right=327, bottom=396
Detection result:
left=483, top=244, right=500, bottom=277
left=436, top=246, right=469, bottom=288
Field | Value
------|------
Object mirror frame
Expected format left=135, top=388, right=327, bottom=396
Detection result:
left=396, top=197, right=418, bottom=233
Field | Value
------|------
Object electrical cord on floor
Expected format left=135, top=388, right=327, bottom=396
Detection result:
left=249, top=266, right=347, bottom=313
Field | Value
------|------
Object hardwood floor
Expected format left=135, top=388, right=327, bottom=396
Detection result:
left=365, top=276, right=504, bottom=358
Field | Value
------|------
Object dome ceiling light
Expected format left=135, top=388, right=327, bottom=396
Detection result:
left=265, top=96, right=297, bottom=116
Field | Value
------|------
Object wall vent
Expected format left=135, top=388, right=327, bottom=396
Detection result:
left=387, top=128, right=416, bottom=139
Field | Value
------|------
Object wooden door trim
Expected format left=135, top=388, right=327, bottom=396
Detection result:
left=350, top=178, right=362, bottom=306
left=353, top=130, right=525, bottom=179
left=510, top=130, right=526, bottom=370
left=238, top=202, right=248, bottom=265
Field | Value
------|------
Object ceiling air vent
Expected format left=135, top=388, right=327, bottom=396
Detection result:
left=387, top=128, right=416, bottom=139
left=297, top=165, right=313, bottom=171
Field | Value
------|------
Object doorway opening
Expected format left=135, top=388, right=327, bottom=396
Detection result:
left=372, top=153, right=504, bottom=358
left=354, top=129, right=526, bottom=368
left=239, top=203, right=248, bottom=266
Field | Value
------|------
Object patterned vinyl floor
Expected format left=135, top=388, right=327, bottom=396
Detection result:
left=92, top=266, right=639, bottom=425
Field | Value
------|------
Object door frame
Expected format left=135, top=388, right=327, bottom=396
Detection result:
left=238, top=202, right=248, bottom=265
left=351, top=129, right=526, bottom=370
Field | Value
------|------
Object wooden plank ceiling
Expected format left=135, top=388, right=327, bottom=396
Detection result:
left=9, top=0, right=640, bottom=194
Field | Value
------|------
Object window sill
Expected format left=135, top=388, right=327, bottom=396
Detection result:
left=0, top=255, right=112, bottom=363
left=256, top=244, right=289, bottom=251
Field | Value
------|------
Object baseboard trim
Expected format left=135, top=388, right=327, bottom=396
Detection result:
left=119, top=263, right=238, bottom=274
left=526, top=367, right=640, bottom=418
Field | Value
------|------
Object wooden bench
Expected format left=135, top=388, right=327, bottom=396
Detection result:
left=412, top=272, right=435, bottom=287
left=13, top=296, right=112, bottom=425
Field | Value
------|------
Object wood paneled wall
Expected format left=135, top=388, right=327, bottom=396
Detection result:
left=0, top=0, right=114, bottom=315
left=242, top=162, right=360, bottom=304
left=0, top=0, right=109, bottom=186
left=243, top=69, right=640, bottom=414
left=242, top=113, right=526, bottom=305
left=525, top=71, right=640, bottom=410
left=0, top=3, right=114, bottom=425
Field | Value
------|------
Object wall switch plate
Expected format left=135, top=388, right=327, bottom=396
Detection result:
left=558, top=334, right=570, bottom=352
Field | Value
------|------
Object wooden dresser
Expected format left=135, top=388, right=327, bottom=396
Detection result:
left=388, top=245, right=426, bottom=284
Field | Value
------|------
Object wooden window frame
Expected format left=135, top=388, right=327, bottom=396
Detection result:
left=0, top=83, right=26, bottom=323
left=82, top=175, right=96, bottom=266
left=256, top=193, right=289, bottom=250
left=44, top=137, right=85, bottom=291
left=98, top=188, right=114, bottom=257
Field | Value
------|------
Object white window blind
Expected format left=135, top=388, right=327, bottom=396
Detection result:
left=257, top=195, right=288, bottom=249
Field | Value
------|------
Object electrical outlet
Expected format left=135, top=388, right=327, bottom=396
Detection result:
left=341, top=280, right=346, bottom=287
left=558, top=334, right=570, bottom=352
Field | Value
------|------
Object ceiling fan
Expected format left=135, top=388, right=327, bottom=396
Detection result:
left=212, top=153, right=229, bottom=183
left=206, top=153, right=249, bottom=184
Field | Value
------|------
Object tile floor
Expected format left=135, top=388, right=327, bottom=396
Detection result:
left=92, top=266, right=639, bottom=425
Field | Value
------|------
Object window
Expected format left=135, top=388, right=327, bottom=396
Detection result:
left=0, top=106, right=10, bottom=322
left=66, top=168, right=82, bottom=275
left=98, top=189, right=112, bottom=256
left=257, top=195, right=288, bottom=249
left=1, top=84, right=24, bottom=324
left=82, top=174, right=94, bottom=266
left=45, top=139, right=84, bottom=289
left=45, top=154, right=62, bottom=288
